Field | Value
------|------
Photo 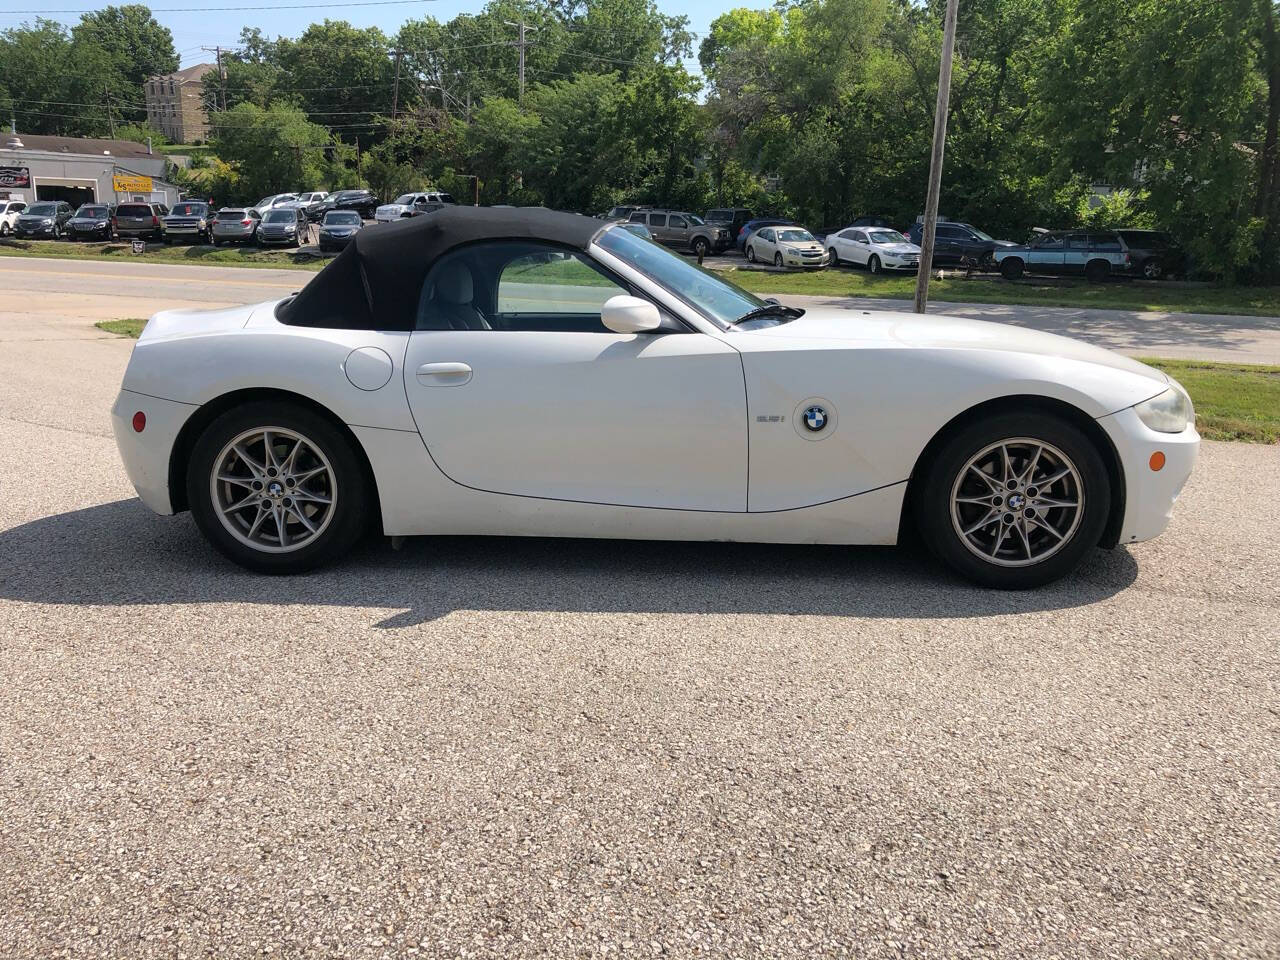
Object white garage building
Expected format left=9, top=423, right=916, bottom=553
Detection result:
left=0, top=131, right=182, bottom=208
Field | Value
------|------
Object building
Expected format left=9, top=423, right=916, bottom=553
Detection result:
left=0, top=131, right=182, bottom=208
left=144, top=63, right=217, bottom=144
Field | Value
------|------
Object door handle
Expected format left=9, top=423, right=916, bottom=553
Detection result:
left=416, top=361, right=472, bottom=386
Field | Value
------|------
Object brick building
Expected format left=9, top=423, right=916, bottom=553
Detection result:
left=144, top=63, right=217, bottom=144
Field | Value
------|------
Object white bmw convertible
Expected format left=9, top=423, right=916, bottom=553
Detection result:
left=111, top=208, right=1198, bottom=587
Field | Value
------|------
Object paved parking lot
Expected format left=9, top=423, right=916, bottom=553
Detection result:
left=0, top=258, right=1278, bottom=957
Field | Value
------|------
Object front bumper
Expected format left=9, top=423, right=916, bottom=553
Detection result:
left=1096, top=405, right=1200, bottom=544
left=257, top=232, right=297, bottom=245
left=165, top=225, right=206, bottom=236
left=111, top=389, right=198, bottom=515
left=882, top=256, right=920, bottom=270
left=16, top=224, right=57, bottom=238
left=782, top=252, right=827, bottom=269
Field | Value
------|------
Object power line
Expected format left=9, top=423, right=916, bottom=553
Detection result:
left=1, top=0, right=437, bottom=12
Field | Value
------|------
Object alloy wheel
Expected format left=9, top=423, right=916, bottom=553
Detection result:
left=209, top=427, right=338, bottom=554
left=949, top=437, right=1084, bottom=568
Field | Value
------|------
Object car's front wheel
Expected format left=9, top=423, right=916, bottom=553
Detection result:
left=828, top=247, right=838, bottom=266
left=773, top=252, right=784, bottom=268
left=868, top=254, right=882, bottom=275
left=187, top=402, right=371, bottom=573
left=915, top=412, right=1110, bottom=589
left=746, top=245, right=756, bottom=263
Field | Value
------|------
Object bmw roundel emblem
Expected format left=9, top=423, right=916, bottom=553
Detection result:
left=802, top=405, right=828, bottom=432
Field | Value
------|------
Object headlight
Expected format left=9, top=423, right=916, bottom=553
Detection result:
left=786, top=247, right=800, bottom=255
left=43, top=218, right=54, bottom=225
left=284, top=224, right=296, bottom=232
left=95, top=220, right=107, bottom=227
left=1134, top=387, right=1193, bottom=433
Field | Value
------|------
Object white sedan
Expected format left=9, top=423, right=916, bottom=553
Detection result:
left=827, top=227, right=921, bottom=273
left=111, top=208, right=1198, bottom=587
left=745, top=225, right=827, bottom=269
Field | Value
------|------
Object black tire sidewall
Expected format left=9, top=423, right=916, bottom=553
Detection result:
left=187, top=401, right=370, bottom=573
left=916, top=412, right=1111, bottom=589
left=869, top=255, right=880, bottom=274
left=1001, top=258, right=1023, bottom=280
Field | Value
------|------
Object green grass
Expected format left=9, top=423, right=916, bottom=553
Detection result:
left=95, top=318, right=147, bottom=337
left=1140, top=358, right=1280, bottom=443
left=0, top=238, right=327, bottom=271
left=719, top=266, right=1280, bottom=317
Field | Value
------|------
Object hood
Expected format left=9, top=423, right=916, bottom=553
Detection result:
left=874, top=242, right=920, bottom=254
left=744, top=307, right=1168, bottom=386
left=993, top=239, right=1017, bottom=247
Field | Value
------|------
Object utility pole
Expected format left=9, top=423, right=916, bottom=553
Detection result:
left=103, top=86, right=115, bottom=137
left=504, top=20, right=538, bottom=102
left=912, top=0, right=960, bottom=315
left=390, top=49, right=403, bottom=120
left=202, top=46, right=227, bottom=111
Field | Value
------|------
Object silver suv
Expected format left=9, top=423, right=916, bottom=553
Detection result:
left=627, top=209, right=729, bottom=257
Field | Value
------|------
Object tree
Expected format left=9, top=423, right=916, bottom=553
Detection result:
left=71, top=5, right=178, bottom=124
left=211, top=102, right=339, bottom=199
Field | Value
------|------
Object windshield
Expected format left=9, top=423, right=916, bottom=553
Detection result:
left=27, top=203, right=57, bottom=216
left=324, top=211, right=361, bottom=225
left=264, top=210, right=295, bottom=223
left=778, top=229, right=814, bottom=243
left=76, top=205, right=109, bottom=217
left=966, top=225, right=994, bottom=241
left=393, top=194, right=417, bottom=205
left=597, top=225, right=764, bottom=329
left=868, top=230, right=907, bottom=244
left=171, top=203, right=207, bottom=216
left=686, top=214, right=705, bottom=225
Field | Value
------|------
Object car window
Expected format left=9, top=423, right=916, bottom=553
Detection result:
left=628, top=212, right=646, bottom=223
left=760, top=229, right=775, bottom=242
left=324, top=211, right=361, bottom=225
left=1066, top=234, right=1090, bottom=250
left=778, top=229, right=813, bottom=242
left=1089, top=233, right=1122, bottom=251
left=418, top=241, right=629, bottom=333
left=838, top=229, right=857, bottom=239
left=649, top=214, right=667, bottom=227
left=853, top=231, right=868, bottom=243
left=264, top=210, right=294, bottom=223
left=669, top=215, right=687, bottom=229
left=170, top=203, right=207, bottom=216
left=220, top=209, right=247, bottom=219
left=116, top=203, right=151, bottom=216
left=393, top=194, right=416, bottom=205
left=1035, top=235, right=1064, bottom=250
left=686, top=215, right=704, bottom=225
left=936, top=225, right=961, bottom=238
left=76, top=205, right=110, bottom=217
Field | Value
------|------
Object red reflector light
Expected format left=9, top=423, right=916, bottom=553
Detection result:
left=241, top=219, right=252, bottom=226
left=132, top=411, right=146, bottom=433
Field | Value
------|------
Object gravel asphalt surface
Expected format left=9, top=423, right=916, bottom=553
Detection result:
left=0, top=259, right=1278, bottom=958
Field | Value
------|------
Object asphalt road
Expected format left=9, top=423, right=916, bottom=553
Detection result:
left=3, top=255, right=1279, bottom=363
left=0, top=257, right=1278, bottom=958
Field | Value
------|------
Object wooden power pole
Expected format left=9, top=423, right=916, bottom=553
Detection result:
left=390, top=49, right=403, bottom=119
left=913, top=0, right=960, bottom=315
left=504, top=20, right=538, bottom=102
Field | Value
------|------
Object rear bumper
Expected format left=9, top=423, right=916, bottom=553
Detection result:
left=117, top=227, right=163, bottom=238
left=1096, top=405, right=1199, bottom=544
left=111, top=389, right=198, bottom=515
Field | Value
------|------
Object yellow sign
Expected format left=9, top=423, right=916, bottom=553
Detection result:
left=112, top=173, right=153, bottom=193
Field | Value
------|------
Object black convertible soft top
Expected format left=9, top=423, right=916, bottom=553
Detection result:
left=278, top=206, right=604, bottom=331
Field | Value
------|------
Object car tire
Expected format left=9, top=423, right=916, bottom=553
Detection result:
left=828, top=248, right=838, bottom=266
left=1142, top=258, right=1164, bottom=280
left=0, top=223, right=8, bottom=236
left=1084, top=259, right=1110, bottom=283
left=187, top=401, right=371, bottom=574
left=914, top=412, right=1110, bottom=589
left=773, top=252, right=784, bottom=268
left=1000, top=258, right=1025, bottom=280
left=692, top=237, right=709, bottom=258
left=746, top=246, right=756, bottom=263
left=868, top=254, right=882, bottom=275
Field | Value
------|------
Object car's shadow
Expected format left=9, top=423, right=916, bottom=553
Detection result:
left=0, top=500, right=1138, bottom=627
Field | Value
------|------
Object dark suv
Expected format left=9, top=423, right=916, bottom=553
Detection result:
left=317, top=189, right=378, bottom=220
left=15, top=200, right=74, bottom=239
left=906, top=220, right=1015, bottom=266
left=704, top=207, right=754, bottom=239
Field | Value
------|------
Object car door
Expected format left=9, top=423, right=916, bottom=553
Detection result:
left=1062, top=232, right=1091, bottom=275
left=401, top=240, right=748, bottom=511
left=849, top=230, right=871, bottom=265
left=647, top=212, right=670, bottom=246
left=1026, top=234, right=1065, bottom=274
left=933, top=224, right=963, bottom=262
left=755, top=228, right=776, bottom=260
left=667, top=214, right=690, bottom=249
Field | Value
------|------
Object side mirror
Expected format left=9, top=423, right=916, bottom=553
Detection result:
left=601, top=295, right=662, bottom=334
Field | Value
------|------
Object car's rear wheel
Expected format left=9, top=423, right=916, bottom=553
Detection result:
left=915, top=412, right=1110, bottom=589
left=868, top=254, right=882, bottom=275
left=1141, top=257, right=1164, bottom=280
left=187, top=402, right=370, bottom=573
left=1084, top=259, right=1110, bottom=283
left=1000, top=257, right=1024, bottom=280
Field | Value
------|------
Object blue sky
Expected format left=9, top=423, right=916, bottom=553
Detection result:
left=0, top=0, right=725, bottom=73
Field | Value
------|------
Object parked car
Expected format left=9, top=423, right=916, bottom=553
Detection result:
left=257, top=206, right=312, bottom=247
left=210, top=207, right=261, bottom=246
left=317, top=210, right=363, bottom=252
left=826, top=227, right=920, bottom=273
left=110, top=207, right=1198, bottom=588
left=113, top=202, right=166, bottom=240
left=375, top=191, right=456, bottom=223
left=627, top=209, right=729, bottom=256
left=905, top=221, right=1015, bottom=266
left=0, top=198, right=26, bottom=236
left=67, top=203, right=115, bottom=241
left=704, top=207, right=754, bottom=239
left=745, top=224, right=827, bottom=268
left=14, top=200, right=74, bottom=239
left=291, top=191, right=329, bottom=221
left=620, top=221, right=652, bottom=240
left=317, top=189, right=378, bottom=220
left=162, top=201, right=212, bottom=244
left=736, top=218, right=796, bottom=252
left=994, top=229, right=1185, bottom=283
left=252, top=194, right=299, bottom=216
left=603, top=204, right=649, bottom=221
